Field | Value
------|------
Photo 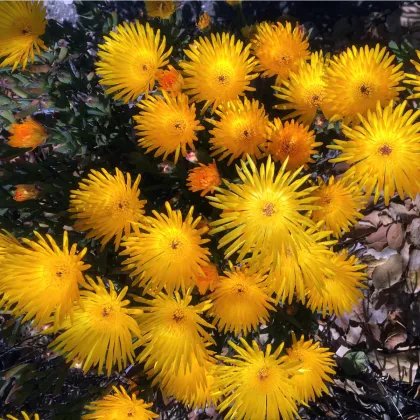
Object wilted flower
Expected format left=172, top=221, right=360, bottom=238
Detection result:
left=187, top=160, right=221, bottom=196
left=8, top=118, right=48, bottom=149
left=13, top=184, right=40, bottom=202
left=197, top=12, right=211, bottom=31
left=156, top=64, right=184, bottom=96
left=145, top=0, right=176, bottom=19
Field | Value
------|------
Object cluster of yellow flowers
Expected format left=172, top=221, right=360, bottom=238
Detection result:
left=1, top=1, right=420, bottom=419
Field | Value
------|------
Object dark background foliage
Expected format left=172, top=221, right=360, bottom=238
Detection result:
left=0, top=1, right=419, bottom=419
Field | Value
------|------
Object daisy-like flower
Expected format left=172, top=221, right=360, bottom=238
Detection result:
left=209, top=155, right=318, bottom=266
left=251, top=21, right=310, bottom=85
left=311, top=176, right=366, bottom=237
left=215, top=338, right=301, bottom=420
left=207, top=98, right=270, bottom=165
left=69, top=168, right=146, bottom=251
left=2, top=413, right=40, bottom=420
left=405, top=50, right=420, bottom=99
left=120, top=202, right=210, bottom=293
left=134, top=92, right=204, bottom=163
left=96, top=21, right=172, bottom=103
left=287, top=333, right=335, bottom=403
left=156, top=64, right=184, bottom=96
left=145, top=0, right=176, bottom=19
left=48, top=276, right=142, bottom=376
left=267, top=228, right=336, bottom=304
left=266, top=119, right=322, bottom=170
left=329, top=101, right=420, bottom=205
left=0, top=1, right=47, bottom=71
left=187, top=160, right=221, bottom=196
left=209, top=263, right=275, bottom=335
left=0, top=230, right=20, bottom=262
left=8, top=118, right=48, bottom=149
left=180, top=33, right=258, bottom=113
left=323, top=45, right=405, bottom=124
left=158, top=354, right=219, bottom=409
left=82, top=386, right=157, bottom=420
left=273, top=51, right=329, bottom=125
left=306, top=250, right=366, bottom=317
left=197, top=12, right=211, bottom=31
left=195, top=263, right=220, bottom=295
left=13, top=184, right=40, bottom=202
left=0, top=231, right=89, bottom=329
left=135, top=290, right=214, bottom=378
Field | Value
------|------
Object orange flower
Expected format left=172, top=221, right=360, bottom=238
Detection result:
left=13, top=184, right=40, bottom=202
left=8, top=118, right=48, bottom=149
left=195, top=264, right=220, bottom=294
left=197, top=12, right=211, bottom=30
left=156, top=65, right=184, bottom=96
left=187, top=160, right=221, bottom=196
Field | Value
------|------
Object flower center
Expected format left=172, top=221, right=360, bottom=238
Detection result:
left=358, top=82, right=373, bottom=97
left=213, top=62, right=234, bottom=88
left=305, top=86, right=326, bottom=107
left=172, top=119, right=187, bottom=134
left=276, top=53, right=292, bottom=67
left=172, top=308, right=185, bottom=322
left=320, top=194, right=332, bottom=205
left=378, top=144, right=392, bottom=156
left=258, top=367, right=269, bottom=380
left=262, top=202, right=276, bottom=217
left=234, top=282, right=247, bottom=295
left=278, top=137, right=296, bottom=155
left=45, top=261, right=73, bottom=288
left=110, top=197, right=133, bottom=219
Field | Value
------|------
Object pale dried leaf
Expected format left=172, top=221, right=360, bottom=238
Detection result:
left=410, top=218, right=420, bottom=248
left=366, top=225, right=389, bottom=251
left=372, top=254, right=403, bottom=290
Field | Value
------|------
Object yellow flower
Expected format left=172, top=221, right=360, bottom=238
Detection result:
left=287, top=332, right=335, bottom=403
left=156, top=64, right=184, bottom=96
left=0, top=1, right=47, bottom=71
left=323, top=45, right=405, bottom=124
left=267, top=229, right=336, bottom=304
left=8, top=118, right=47, bottom=149
left=96, top=21, right=172, bottom=103
left=226, top=0, right=243, bottom=5
left=82, top=386, right=157, bottom=420
left=48, top=276, right=142, bottom=376
left=145, top=0, right=176, bottom=19
left=13, top=184, right=40, bottom=202
left=251, top=21, right=310, bottom=84
left=0, top=230, right=20, bottom=262
left=207, top=98, right=270, bottom=164
left=195, top=263, right=220, bottom=294
left=208, top=263, right=275, bottom=335
left=311, top=176, right=366, bottom=237
left=209, top=155, right=318, bottom=267
left=120, top=202, right=210, bottom=293
left=159, top=355, right=219, bottom=409
left=267, top=119, right=322, bottom=170
left=215, top=338, right=300, bottom=420
left=197, top=12, right=211, bottom=30
left=135, top=290, right=214, bottom=380
left=2, top=413, right=39, bottom=420
left=329, top=101, right=420, bottom=205
left=134, top=92, right=203, bottom=163
left=273, top=51, right=329, bottom=125
left=405, top=50, right=420, bottom=98
left=180, top=33, right=258, bottom=113
left=69, top=168, right=146, bottom=251
left=187, top=160, right=221, bottom=196
left=306, top=250, right=366, bottom=317
left=0, top=231, right=89, bottom=329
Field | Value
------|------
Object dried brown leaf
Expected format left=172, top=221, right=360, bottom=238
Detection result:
left=387, top=223, right=404, bottom=250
